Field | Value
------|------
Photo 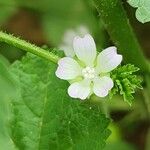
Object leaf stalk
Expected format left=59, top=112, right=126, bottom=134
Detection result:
left=0, top=31, right=60, bottom=63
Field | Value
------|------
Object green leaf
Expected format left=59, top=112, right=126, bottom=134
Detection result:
left=110, top=64, right=143, bottom=106
left=128, top=0, right=150, bottom=23
left=0, top=58, right=17, bottom=150
left=10, top=53, right=110, bottom=150
left=0, top=43, right=25, bottom=62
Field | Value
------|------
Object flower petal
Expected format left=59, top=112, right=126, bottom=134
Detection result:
left=96, top=46, right=122, bottom=73
left=93, top=76, right=114, bottom=97
left=73, top=34, right=96, bottom=66
left=68, top=80, right=91, bottom=100
left=77, top=26, right=89, bottom=35
left=59, top=45, right=75, bottom=57
left=55, top=57, right=82, bottom=80
left=63, top=29, right=76, bottom=45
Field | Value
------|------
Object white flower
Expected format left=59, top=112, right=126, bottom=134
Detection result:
left=59, top=26, right=89, bottom=57
left=56, top=34, right=122, bottom=100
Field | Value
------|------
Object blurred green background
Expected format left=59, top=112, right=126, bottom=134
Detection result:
left=0, top=0, right=150, bottom=150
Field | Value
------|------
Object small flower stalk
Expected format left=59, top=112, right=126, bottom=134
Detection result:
left=56, top=34, right=122, bottom=100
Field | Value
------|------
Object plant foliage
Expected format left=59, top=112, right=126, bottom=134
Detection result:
left=110, top=64, right=143, bottom=106
left=128, top=0, right=150, bottom=23
left=0, top=58, right=17, bottom=150
left=9, top=53, right=110, bottom=150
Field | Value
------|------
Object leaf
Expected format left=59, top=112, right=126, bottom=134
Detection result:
left=110, top=64, right=143, bottom=106
left=128, top=0, right=150, bottom=23
left=0, top=43, right=25, bottom=62
left=0, top=58, right=17, bottom=150
left=10, top=53, right=110, bottom=150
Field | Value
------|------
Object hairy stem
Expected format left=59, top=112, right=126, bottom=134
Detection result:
left=0, top=31, right=60, bottom=63
left=93, top=0, right=149, bottom=72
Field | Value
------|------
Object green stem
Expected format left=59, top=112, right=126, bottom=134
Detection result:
left=93, top=0, right=149, bottom=73
left=0, top=31, right=60, bottom=63
left=143, top=74, right=150, bottom=118
left=143, top=90, right=150, bottom=119
left=144, top=74, right=150, bottom=150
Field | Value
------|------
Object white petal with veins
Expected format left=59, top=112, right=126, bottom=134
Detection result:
left=56, top=57, right=82, bottom=80
left=68, top=79, right=91, bottom=100
left=73, top=34, right=96, bottom=66
left=93, top=76, right=114, bottom=97
left=96, top=46, right=122, bottom=73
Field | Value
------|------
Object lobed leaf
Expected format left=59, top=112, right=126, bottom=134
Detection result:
left=128, top=0, right=150, bottom=23
left=110, top=64, right=143, bottom=106
left=10, top=53, right=110, bottom=150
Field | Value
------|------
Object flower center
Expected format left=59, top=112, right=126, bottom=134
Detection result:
left=82, top=67, right=95, bottom=79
